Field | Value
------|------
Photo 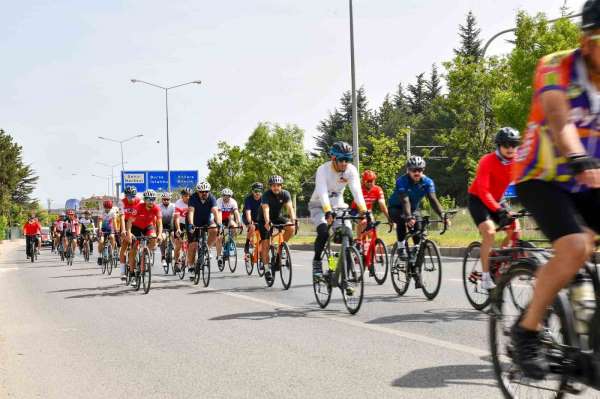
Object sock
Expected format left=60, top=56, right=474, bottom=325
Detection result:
left=482, top=272, right=490, bottom=280
left=120, top=264, right=125, bottom=273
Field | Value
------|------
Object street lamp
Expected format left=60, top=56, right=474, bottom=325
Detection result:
left=96, top=161, right=127, bottom=198
left=97, top=134, right=143, bottom=194
left=91, top=174, right=111, bottom=196
left=130, top=78, right=202, bottom=192
left=349, top=0, right=359, bottom=169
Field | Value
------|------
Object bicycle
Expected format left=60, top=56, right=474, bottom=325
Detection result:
left=57, top=237, right=65, bottom=262
left=65, top=235, right=77, bottom=267
left=81, top=233, right=92, bottom=263
left=190, top=226, right=217, bottom=287
left=173, top=230, right=188, bottom=280
left=263, top=221, right=297, bottom=289
left=312, top=208, right=367, bottom=315
left=244, top=223, right=261, bottom=276
left=221, top=226, right=241, bottom=273
left=128, top=235, right=153, bottom=294
left=489, top=239, right=600, bottom=399
left=356, top=221, right=391, bottom=285
left=389, top=211, right=456, bottom=300
left=100, top=233, right=115, bottom=275
left=25, top=234, right=39, bottom=263
left=163, top=229, right=174, bottom=275
left=462, top=209, right=540, bottom=311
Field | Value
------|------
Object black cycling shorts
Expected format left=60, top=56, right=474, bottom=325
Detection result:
left=468, top=194, right=501, bottom=226
left=131, top=225, right=156, bottom=238
left=258, top=217, right=288, bottom=240
left=517, top=180, right=600, bottom=242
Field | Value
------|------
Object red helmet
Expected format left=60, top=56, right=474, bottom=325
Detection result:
left=66, top=209, right=75, bottom=216
left=362, top=170, right=377, bottom=182
left=103, top=200, right=113, bottom=209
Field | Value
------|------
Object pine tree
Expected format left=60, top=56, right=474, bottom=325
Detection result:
left=454, top=11, right=482, bottom=60
left=407, top=73, right=427, bottom=115
left=393, top=83, right=410, bottom=114
left=426, top=64, right=442, bottom=102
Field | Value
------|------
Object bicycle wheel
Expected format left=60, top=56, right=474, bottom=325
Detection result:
left=106, top=244, right=113, bottom=275
left=142, top=248, right=151, bottom=294
left=201, top=244, right=211, bottom=287
left=218, top=255, right=225, bottom=272
left=164, top=240, right=173, bottom=274
left=490, top=261, right=573, bottom=399
left=83, top=244, right=90, bottom=262
left=313, top=249, right=332, bottom=308
left=420, top=240, right=442, bottom=300
left=390, top=243, right=410, bottom=296
left=177, top=250, right=186, bottom=280
left=462, top=241, right=490, bottom=310
left=101, top=249, right=107, bottom=274
left=228, top=238, right=237, bottom=273
left=341, top=245, right=364, bottom=315
left=372, top=238, right=388, bottom=285
left=245, top=250, right=254, bottom=275
left=134, top=259, right=142, bottom=292
left=193, top=249, right=202, bottom=286
left=279, top=242, right=292, bottom=290
left=257, top=259, right=265, bottom=277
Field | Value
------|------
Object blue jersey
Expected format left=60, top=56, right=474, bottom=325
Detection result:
left=243, top=194, right=262, bottom=222
left=188, top=193, right=217, bottom=226
left=388, top=174, right=435, bottom=211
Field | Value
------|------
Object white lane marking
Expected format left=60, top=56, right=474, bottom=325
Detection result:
left=218, top=290, right=488, bottom=358
left=0, top=268, right=18, bottom=272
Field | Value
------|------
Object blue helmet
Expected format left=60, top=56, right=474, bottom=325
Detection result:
left=329, top=141, right=353, bottom=160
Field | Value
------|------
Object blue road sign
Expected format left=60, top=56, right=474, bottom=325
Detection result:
left=121, top=170, right=198, bottom=192
left=504, top=184, right=517, bottom=199
left=147, top=171, right=169, bottom=192
left=170, top=170, right=198, bottom=189
left=121, top=171, right=147, bottom=194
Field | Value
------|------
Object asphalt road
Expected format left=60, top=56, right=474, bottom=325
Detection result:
left=0, top=240, right=597, bottom=399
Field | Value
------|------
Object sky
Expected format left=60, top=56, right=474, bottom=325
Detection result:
left=0, top=0, right=586, bottom=208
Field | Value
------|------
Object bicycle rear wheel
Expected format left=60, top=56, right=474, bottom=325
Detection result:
left=134, top=259, right=141, bottom=292
left=164, top=240, right=173, bottom=274
left=342, top=245, right=364, bottom=315
left=177, top=250, right=186, bottom=280
left=106, top=244, right=113, bottom=275
left=142, top=248, right=151, bottom=294
left=490, top=261, right=573, bottom=399
left=462, top=242, right=490, bottom=310
left=257, top=259, right=265, bottom=277
left=313, top=249, right=332, bottom=308
left=390, top=243, right=410, bottom=296
left=420, top=240, right=442, bottom=300
left=201, top=244, right=211, bottom=287
left=372, top=238, right=388, bottom=285
left=226, top=237, right=237, bottom=273
left=83, top=244, right=90, bottom=262
left=245, top=250, right=254, bottom=275
left=279, top=242, right=292, bottom=290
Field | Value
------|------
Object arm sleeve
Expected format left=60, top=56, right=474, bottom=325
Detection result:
left=475, top=156, right=502, bottom=212
left=533, top=54, right=569, bottom=96
left=348, top=166, right=366, bottom=212
left=314, top=166, right=332, bottom=213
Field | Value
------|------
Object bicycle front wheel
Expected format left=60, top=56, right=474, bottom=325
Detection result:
left=390, top=243, right=410, bottom=296
left=201, top=244, right=211, bottom=287
left=279, top=242, right=292, bottom=290
left=420, top=240, right=442, bottom=300
left=372, top=238, right=388, bottom=285
left=106, top=245, right=113, bottom=275
left=313, top=249, right=332, bottom=308
left=142, top=248, right=151, bottom=294
left=341, top=245, right=364, bottom=315
left=227, top=238, right=237, bottom=273
left=462, top=242, right=490, bottom=310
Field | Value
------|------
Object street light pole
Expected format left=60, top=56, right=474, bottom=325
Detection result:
left=97, top=134, right=143, bottom=194
left=349, top=0, right=359, bottom=170
left=97, top=161, right=126, bottom=198
left=131, top=79, right=202, bottom=192
left=91, top=174, right=111, bottom=197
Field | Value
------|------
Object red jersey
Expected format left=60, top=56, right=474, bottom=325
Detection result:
left=351, top=184, right=384, bottom=211
left=121, top=197, right=141, bottom=221
left=468, top=152, right=513, bottom=212
left=131, top=202, right=161, bottom=229
left=23, top=220, right=42, bottom=236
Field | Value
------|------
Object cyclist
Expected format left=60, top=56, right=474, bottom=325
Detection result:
left=52, top=213, right=65, bottom=251
left=467, top=127, right=521, bottom=290
left=63, top=209, right=80, bottom=257
left=216, top=188, right=241, bottom=268
left=126, top=189, right=163, bottom=286
left=309, top=141, right=367, bottom=277
left=23, top=214, right=42, bottom=258
left=508, top=3, right=600, bottom=379
left=119, top=186, right=141, bottom=280
left=78, top=210, right=96, bottom=256
left=388, top=156, right=446, bottom=262
left=351, top=169, right=391, bottom=238
left=174, top=187, right=192, bottom=273
left=97, top=200, right=117, bottom=265
left=257, top=175, right=297, bottom=281
left=242, top=182, right=263, bottom=260
left=158, top=192, right=175, bottom=269
left=187, top=181, right=221, bottom=279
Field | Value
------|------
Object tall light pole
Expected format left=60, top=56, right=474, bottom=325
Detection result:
left=96, top=161, right=127, bottom=198
left=97, top=134, right=143, bottom=193
left=130, top=79, right=202, bottom=192
left=91, top=174, right=111, bottom=196
left=349, top=0, right=359, bottom=169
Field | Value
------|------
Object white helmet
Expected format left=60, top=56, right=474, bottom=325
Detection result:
left=143, top=189, right=157, bottom=201
left=196, top=181, right=211, bottom=192
left=161, top=191, right=171, bottom=200
left=222, top=188, right=233, bottom=197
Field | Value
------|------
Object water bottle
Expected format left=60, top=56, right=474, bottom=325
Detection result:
left=570, top=272, right=596, bottom=336
left=328, top=253, right=338, bottom=271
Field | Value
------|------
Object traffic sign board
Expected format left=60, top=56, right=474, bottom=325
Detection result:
left=121, top=171, right=147, bottom=194
left=170, top=170, right=198, bottom=189
left=147, top=171, right=169, bottom=192
left=121, top=170, right=198, bottom=193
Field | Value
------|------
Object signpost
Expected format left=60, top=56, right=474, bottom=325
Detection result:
left=121, top=170, right=198, bottom=193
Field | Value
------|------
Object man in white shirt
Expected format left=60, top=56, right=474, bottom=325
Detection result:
left=309, top=141, right=367, bottom=277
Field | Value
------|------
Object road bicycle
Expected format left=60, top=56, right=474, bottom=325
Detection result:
left=356, top=221, right=391, bottom=285
left=220, top=226, right=241, bottom=273
left=389, top=211, right=456, bottom=300
left=189, top=226, right=217, bottom=287
left=25, top=234, right=39, bottom=263
left=313, top=208, right=367, bottom=315
left=162, top=229, right=174, bottom=274
left=65, top=235, right=77, bottom=267
left=127, top=235, right=153, bottom=294
left=462, top=209, right=540, bottom=311
left=100, top=233, right=116, bottom=276
left=263, top=221, right=297, bottom=289
left=173, top=230, right=188, bottom=280
left=244, top=224, right=261, bottom=276
left=489, top=239, right=600, bottom=398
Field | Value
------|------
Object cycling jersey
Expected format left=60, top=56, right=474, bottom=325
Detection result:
left=65, top=218, right=80, bottom=234
left=309, top=161, right=366, bottom=212
left=99, top=209, right=117, bottom=232
left=514, top=48, right=600, bottom=192
left=388, top=174, right=435, bottom=211
left=131, top=202, right=161, bottom=229
left=217, top=197, right=238, bottom=221
left=351, top=184, right=384, bottom=211
left=159, top=203, right=175, bottom=228
left=243, top=194, right=262, bottom=223
left=257, top=190, right=291, bottom=222
left=120, top=197, right=141, bottom=221
left=173, top=199, right=189, bottom=225
left=468, top=152, right=513, bottom=212
left=79, top=218, right=95, bottom=233
left=23, top=220, right=42, bottom=236
left=53, top=220, right=64, bottom=232
left=188, top=193, right=217, bottom=226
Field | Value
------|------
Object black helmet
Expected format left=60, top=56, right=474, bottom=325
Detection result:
left=251, top=182, right=264, bottom=191
left=407, top=155, right=426, bottom=170
left=180, top=187, right=193, bottom=195
left=268, top=175, right=284, bottom=185
left=582, top=0, right=600, bottom=31
left=124, top=186, right=137, bottom=196
left=329, top=141, right=353, bottom=160
left=494, top=127, right=520, bottom=147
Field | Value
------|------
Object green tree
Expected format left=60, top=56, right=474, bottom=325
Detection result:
left=454, top=11, right=482, bottom=60
left=407, top=73, right=428, bottom=115
left=426, top=64, right=442, bottom=102
left=206, top=142, right=246, bottom=197
left=362, top=133, right=407, bottom=197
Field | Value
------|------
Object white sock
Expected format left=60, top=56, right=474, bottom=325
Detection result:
left=397, top=240, right=406, bottom=249
left=482, top=272, right=490, bottom=280
left=120, top=264, right=126, bottom=273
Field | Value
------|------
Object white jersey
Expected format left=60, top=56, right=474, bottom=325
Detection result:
left=78, top=217, right=96, bottom=233
left=159, top=203, right=175, bottom=227
left=173, top=199, right=189, bottom=224
left=216, top=198, right=238, bottom=220
left=309, top=161, right=366, bottom=212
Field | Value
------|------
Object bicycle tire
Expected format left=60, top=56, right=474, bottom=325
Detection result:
left=217, top=255, right=225, bottom=272
left=106, top=244, right=113, bottom=275
left=372, top=238, right=388, bottom=285
left=420, top=239, right=442, bottom=300
left=245, top=251, right=254, bottom=275
left=227, top=238, right=237, bottom=273
left=101, top=253, right=107, bottom=274
left=279, top=242, right=292, bottom=290
left=462, top=241, right=490, bottom=310
left=29, top=241, right=35, bottom=263
left=490, top=261, right=572, bottom=399
left=177, top=250, right=186, bottom=280
left=341, top=245, right=364, bottom=315
left=193, top=249, right=202, bottom=286
left=142, top=248, right=151, bottom=294
left=164, top=240, right=173, bottom=275
left=313, top=248, right=332, bottom=308
left=83, top=243, right=90, bottom=262
left=201, top=243, right=211, bottom=287
left=390, top=243, right=410, bottom=296
left=257, top=259, right=265, bottom=277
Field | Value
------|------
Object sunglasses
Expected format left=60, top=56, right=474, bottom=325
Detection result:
left=199, top=191, right=209, bottom=194
left=162, top=199, right=170, bottom=202
left=145, top=198, right=156, bottom=203
left=409, top=168, right=424, bottom=173
left=501, top=143, right=518, bottom=148
left=336, top=157, right=352, bottom=163
left=252, top=190, right=262, bottom=194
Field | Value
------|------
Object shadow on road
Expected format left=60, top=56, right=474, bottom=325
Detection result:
left=362, top=294, right=429, bottom=305
left=392, top=364, right=495, bottom=388
left=209, top=306, right=337, bottom=321
left=49, top=273, right=100, bottom=278
left=187, top=283, right=314, bottom=295
left=366, top=308, right=487, bottom=325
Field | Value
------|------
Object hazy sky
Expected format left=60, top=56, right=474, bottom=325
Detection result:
left=0, top=0, right=585, bottom=207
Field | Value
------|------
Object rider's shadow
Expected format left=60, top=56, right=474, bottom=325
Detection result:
left=366, top=308, right=487, bottom=325
left=392, top=364, right=495, bottom=388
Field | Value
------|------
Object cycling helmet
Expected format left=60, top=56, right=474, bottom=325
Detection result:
left=268, top=175, right=284, bottom=185
left=362, top=170, right=377, bottom=182
left=161, top=191, right=171, bottom=200
left=66, top=209, right=75, bottom=216
left=143, top=189, right=157, bottom=201
left=103, top=200, right=113, bottom=209
left=407, top=155, right=426, bottom=170
left=251, top=182, right=264, bottom=191
left=181, top=187, right=193, bottom=195
left=84, top=210, right=91, bottom=215
left=494, top=127, right=521, bottom=147
left=329, top=141, right=353, bottom=160
left=222, top=188, right=233, bottom=197
left=124, top=186, right=137, bottom=197
left=583, top=0, right=600, bottom=31
left=196, top=181, right=211, bottom=192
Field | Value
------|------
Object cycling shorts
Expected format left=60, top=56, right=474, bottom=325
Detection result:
left=131, top=225, right=156, bottom=238
left=517, top=180, right=600, bottom=242
left=258, top=217, right=288, bottom=240
left=467, top=194, right=502, bottom=227
left=189, top=225, right=216, bottom=242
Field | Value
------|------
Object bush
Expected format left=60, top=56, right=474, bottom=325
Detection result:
left=0, top=215, right=7, bottom=240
